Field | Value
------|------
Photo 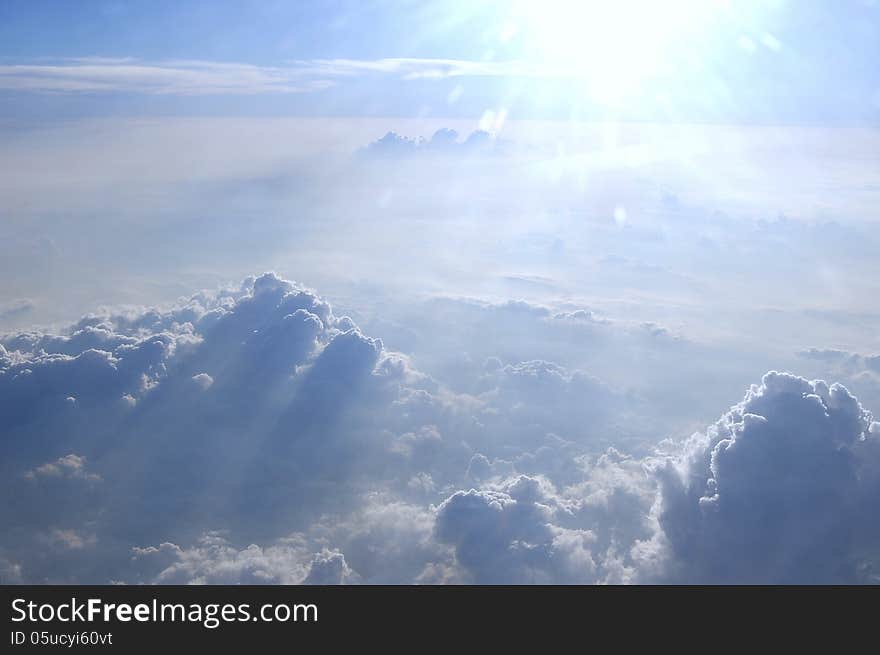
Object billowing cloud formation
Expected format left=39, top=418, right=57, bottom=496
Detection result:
left=653, top=372, right=880, bottom=583
left=796, top=348, right=880, bottom=422
left=435, top=475, right=601, bottom=584
left=132, top=534, right=360, bottom=586
left=1, top=276, right=879, bottom=584
left=0, top=273, right=436, bottom=581
left=130, top=533, right=314, bottom=585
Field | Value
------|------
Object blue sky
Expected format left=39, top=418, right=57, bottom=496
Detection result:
left=1, top=0, right=878, bottom=123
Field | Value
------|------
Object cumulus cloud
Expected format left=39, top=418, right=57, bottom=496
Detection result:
left=0, top=273, right=479, bottom=582
left=795, top=348, right=880, bottom=414
left=191, top=372, right=214, bottom=390
left=2, top=274, right=879, bottom=584
left=131, top=532, right=314, bottom=585
left=359, top=128, right=507, bottom=158
left=651, top=372, right=880, bottom=583
left=430, top=372, right=880, bottom=585
left=25, top=454, right=100, bottom=482
left=434, top=475, right=599, bottom=584
left=432, top=445, right=660, bottom=585
left=303, top=549, right=359, bottom=585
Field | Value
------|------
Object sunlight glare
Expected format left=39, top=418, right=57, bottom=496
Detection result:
left=510, top=0, right=724, bottom=103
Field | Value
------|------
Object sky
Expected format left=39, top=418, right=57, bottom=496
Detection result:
left=1, top=1, right=880, bottom=584
left=1, top=0, right=878, bottom=122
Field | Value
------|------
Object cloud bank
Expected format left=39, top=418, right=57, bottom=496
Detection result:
left=1, top=275, right=878, bottom=584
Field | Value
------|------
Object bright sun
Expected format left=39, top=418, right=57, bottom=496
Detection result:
left=508, top=0, right=723, bottom=103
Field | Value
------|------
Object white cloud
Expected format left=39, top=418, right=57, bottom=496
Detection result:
left=0, top=56, right=556, bottom=97
left=358, top=128, right=507, bottom=159
left=0, top=59, right=335, bottom=95
left=131, top=532, right=314, bottom=584
left=26, top=454, right=101, bottom=482
left=2, top=275, right=880, bottom=584
left=0, top=54, right=655, bottom=98
left=0, top=273, right=469, bottom=582
left=650, top=371, right=880, bottom=583
left=289, top=58, right=547, bottom=81
left=433, top=475, right=602, bottom=584
left=191, top=372, right=214, bottom=390
left=303, top=549, right=359, bottom=585
left=50, top=528, right=96, bottom=551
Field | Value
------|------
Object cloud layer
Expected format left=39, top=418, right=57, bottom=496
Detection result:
left=1, top=275, right=878, bottom=584
left=0, top=57, right=551, bottom=96
left=0, top=58, right=335, bottom=95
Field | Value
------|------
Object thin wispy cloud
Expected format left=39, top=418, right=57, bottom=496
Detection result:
left=0, top=57, right=555, bottom=95
left=290, top=58, right=547, bottom=80
left=0, top=59, right=336, bottom=95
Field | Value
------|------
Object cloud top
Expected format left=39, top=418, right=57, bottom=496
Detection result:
left=1, top=276, right=879, bottom=584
